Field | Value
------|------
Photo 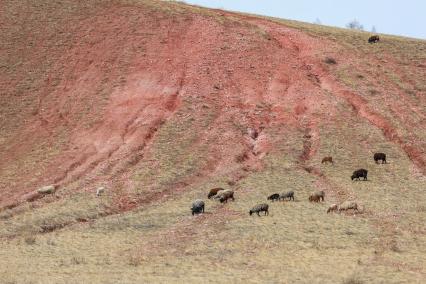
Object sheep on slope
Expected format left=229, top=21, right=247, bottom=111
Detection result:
left=267, top=193, right=280, bottom=202
left=327, top=204, right=338, bottom=213
left=279, top=191, right=294, bottom=201
left=309, top=190, right=325, bottom=202
left=215, top=189, right=235, bottom=203
left=338, top=201, right=359, bottom=212
left=191, top=199, right=205, bottom=215
left=249, top=204, right=269, bottom=216
left=207, top=187, right=225, bottom=199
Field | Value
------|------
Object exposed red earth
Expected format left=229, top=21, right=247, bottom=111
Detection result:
left=0, top=1, right=424, bottom=215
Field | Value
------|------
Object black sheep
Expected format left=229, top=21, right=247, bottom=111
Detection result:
left=368, top=35, right=380, bottom=43
left=191, top=199, right=205, bottom=215
left=267, top=193, right=280, bottom=202
left=351, top=169, right=368, bottom=181
left=373, top=153, right=387, bottom=164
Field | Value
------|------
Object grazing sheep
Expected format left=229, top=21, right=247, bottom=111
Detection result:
left=219, top=189, right=235, bottom=203
left=96, top=187, right=105, bottom=197
left=321, top=156, right=333, bottom=164
left=309, top=190, right=325, bottom=202
left=373, top=152, right=387, bottom=164
left=279, top=191, right=295, bottom=201
left=213, top=189, right=225, bottom=199
left=351, top=169, right=368, bottom=181
left=191, top=199, right=205, bottom=215
left=37, top=185, right=57, bottom=194
left=208, top=187, right=225, bottom=199
left=249, top=203, right=269, bottom=216
left=309, top=195, right=321, bottom=202
left=327, top=204, right=338, bottom=213
left=267, top=193, right=280, bottom=202
left=338, top=201, right=359, bottom=212
left=216, top=189, right=235, bottom=203
left=368, top=35, right=380, bottom=43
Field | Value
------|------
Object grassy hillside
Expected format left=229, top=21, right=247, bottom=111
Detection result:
left=0, top=1, right=425, bottom=283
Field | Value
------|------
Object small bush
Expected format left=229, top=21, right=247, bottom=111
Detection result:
left=71, top=256, right=86, bottom=265
left=235, top=153, right=249, bottom=163
left=343, top=275, right=364, bottom=284
left=24, top=235, right=36, bottom=245
left=128, top=254, right=142, bottom=266
left=390, top=241, right=402, bottom=253
left=325, top=57, right=337, bottom=64
left=369, top=89, right=379, bottom=95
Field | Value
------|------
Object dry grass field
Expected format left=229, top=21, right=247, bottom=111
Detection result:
left=0, top=1, right=425, bottom=283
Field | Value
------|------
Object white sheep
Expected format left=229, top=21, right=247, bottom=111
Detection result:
left=96, top=187, right=105, bottom=197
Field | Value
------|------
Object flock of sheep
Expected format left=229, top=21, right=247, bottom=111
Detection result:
left=191, top=152, right=388, bottom=216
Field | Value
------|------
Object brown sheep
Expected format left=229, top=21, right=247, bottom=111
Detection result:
left=309, top=190, right=325, bottom=202
left=321, top=156, right=333, bottom=164
left=309, top=195, right=321, bottom=202
left=338, top=201, right=359, bottom=212
left=216, top=189, right=235, bottom=203
left=208, top=187, right=225, bottom=199
left=327, top=204, right=338, bottom=213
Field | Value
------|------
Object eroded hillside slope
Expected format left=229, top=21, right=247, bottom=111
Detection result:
left=0, top=1, right=425, bottom=283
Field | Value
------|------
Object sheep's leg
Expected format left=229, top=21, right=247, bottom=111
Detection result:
left=257, top=212, right=260, bottom=216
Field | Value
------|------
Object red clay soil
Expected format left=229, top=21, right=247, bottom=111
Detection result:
left=0, top=1, right=424, bottom=211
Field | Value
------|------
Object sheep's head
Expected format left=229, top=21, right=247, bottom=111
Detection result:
left=249, top=210, right=253, bottom=215
left=351, top=175, right=355, bottom=180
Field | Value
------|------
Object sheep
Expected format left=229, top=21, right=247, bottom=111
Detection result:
left=216, top=189, right=235, bottom=203
left=309, top=195, right=321, bottom=202
left=207, top=187, right=225, bottom=199
left=327, top=204, right=338, bottom=213
left=219, top=191, right=235, bottom=203
left=249, top=203, right=269, bottom=216
left=191, top=199, right=205, bottom=215
left=338, top=201, right=359, bottom=212
left=309, top=190, right=325, bottom=202
left=37, top=185, right=57, bottom=194
left=351, top=169, right=368, bottom=181
left=373, top=152, right=387, bottom=164
left=279, top=191, right=295, bottom=201
left=267, top=193, right=280, bottom=202
left=213, top=189, right=225, bottom=199
left=321, top=156, right=333, bottom=164
left=368, top=35, right=380, bottom=43
left=96, top=186, right=105, bottom=197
